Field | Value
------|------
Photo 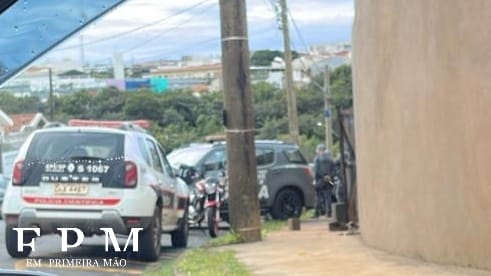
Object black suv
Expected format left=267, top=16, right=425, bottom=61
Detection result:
left=167, top=140, right=315, bottom=220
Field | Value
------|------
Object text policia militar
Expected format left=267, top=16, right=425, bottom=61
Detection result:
left=13, top=227, right=143, bottom=252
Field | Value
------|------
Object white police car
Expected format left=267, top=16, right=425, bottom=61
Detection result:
left=2, top=124, right=189, bottom=261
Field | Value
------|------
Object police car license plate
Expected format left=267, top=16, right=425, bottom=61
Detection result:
left=54, top=183, right=88, bottom=195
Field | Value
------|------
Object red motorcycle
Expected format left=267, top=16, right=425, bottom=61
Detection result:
left=190, top=174, right=225, bottom=238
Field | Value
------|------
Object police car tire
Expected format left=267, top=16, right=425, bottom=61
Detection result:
left=138, top=207, right=161, bottom=262
left=6, top=224, right=32, bottom=258
left=171, top=208, right=189, bottom=248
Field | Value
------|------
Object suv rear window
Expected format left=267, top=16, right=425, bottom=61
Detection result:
left=26, top=132, right=124, bottom=161
left=283, top=148, right=307, bottom=164
left=256, top=148, right=275, bottom=166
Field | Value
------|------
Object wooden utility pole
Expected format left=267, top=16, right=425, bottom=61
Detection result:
left=219, top=0, right=261, bottom=242
left=48, top=68, right=54, bottom=121
left=279, top=0, right=299, bottom=144
left=324, top=66, right=333, bottom=152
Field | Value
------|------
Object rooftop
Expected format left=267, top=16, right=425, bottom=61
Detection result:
left=4, top=113, right=44, bottom=134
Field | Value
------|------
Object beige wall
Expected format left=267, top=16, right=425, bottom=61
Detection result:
left=353, top=0, right=491, bottom=270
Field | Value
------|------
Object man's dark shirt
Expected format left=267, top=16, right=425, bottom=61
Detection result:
left=314, top=152, right=335, bottom=190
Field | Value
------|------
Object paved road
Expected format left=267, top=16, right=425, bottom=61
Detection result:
left=0, top=220, right=220, bottom=275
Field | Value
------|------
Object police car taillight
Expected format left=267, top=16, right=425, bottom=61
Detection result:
left=12, top=160, right=24, bottom=186
left=124, top=161, right=138, bottom=188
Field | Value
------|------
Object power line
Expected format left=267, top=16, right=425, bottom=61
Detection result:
left=134, top=37, right=220, bottom=62
left=287, top=9, right=313, bottom=55
left=103, top=24, right=277, bottom=64
left=0, top=0, right=214, bottom=56
left=285, top=7, right=324, bottom=91
left=56, top=0, right=214, bottom=51
left=262, top=0, right=322, bottom=90
left=262, top=0, right=276, bottom=14
left=84, top=24, right=277, bottom=67
left=120, top=3, right=217, bottom=55
left=71, top=4, right=218, bottom=66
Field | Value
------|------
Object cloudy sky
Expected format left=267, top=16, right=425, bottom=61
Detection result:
left=42, top=0, right=354, bottom=64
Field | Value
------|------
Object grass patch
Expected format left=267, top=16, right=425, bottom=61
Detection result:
left=207, top=219, right=287, bottom=247
left=207, top=231, right=245, bottom=247
left=261, top=219, right=287, bottom=237
left=300, top=209, right=316, bottom=220
left=144, top=259, right=176, bottom=276
left=146, top=220, right=288, bottom=275
left=177, top=248, right=250, bottom=276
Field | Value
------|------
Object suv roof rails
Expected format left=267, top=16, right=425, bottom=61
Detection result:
left=42, top=121, right=67, bottom=129
left=255, top=139, right=284, bottom=144
left=67, top=119, right=150, bottom=133
left=118, top=122, right=148, bottom=133
left=205, top=134, right=226, bottom=143
left=188, top=142, right=213, bottom=147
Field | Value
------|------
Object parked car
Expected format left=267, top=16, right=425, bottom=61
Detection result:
left=167, top=140, right=315, bottom=220
left=2, top=125, right=189, bottom=261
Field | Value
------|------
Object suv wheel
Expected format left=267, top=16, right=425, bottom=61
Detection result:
left=271, top=188, right=303, bottom=220
left=6, top=224, right=32, bottom=258
left=171, top=208, right=189, bottom=248
left=138, top=207, right=161, bottom=261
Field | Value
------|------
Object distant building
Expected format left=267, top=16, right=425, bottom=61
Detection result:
left=144, top=63, right=223, bottom=92
left=1, top=67, right=107, bottom=98
left=307, top=43, right=352, bottom=56
left=112, top=53, right=125, bottom=80
left=249, top=49, right=351, bottom=88
left=250, top=57, right=285, bottom=88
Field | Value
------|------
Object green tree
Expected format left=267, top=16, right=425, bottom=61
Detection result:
left=0, top=63, right=352, bottom=155
left=309, top=64, right=353, bottom=109
left=93, top=87, right=127, bottom=119
left=0, top=92, right=43, bottom=114
left=56, top=90, right=95, bottom=119
left=124, top=91, right=163, bottom=121
left=330, top=65, right=352, bottom=109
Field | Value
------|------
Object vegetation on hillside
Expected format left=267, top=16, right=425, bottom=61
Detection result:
left=0, top=65, right=352, bottom=161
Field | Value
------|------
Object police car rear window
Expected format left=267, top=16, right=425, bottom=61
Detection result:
left=26, top=132, right=124, bottom=161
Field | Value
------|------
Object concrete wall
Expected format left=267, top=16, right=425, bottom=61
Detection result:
left=353, top=0, right=491, bottom=270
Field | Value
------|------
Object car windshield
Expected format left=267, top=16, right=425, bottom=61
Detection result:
left=167, top=147, right=211, bottom=168
left=0, top=0, right=124, bottom=85
left=25, top=131, right=124, bottom=161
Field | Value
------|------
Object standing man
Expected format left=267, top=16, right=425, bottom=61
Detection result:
left=313, top=144, right=335, bottom=217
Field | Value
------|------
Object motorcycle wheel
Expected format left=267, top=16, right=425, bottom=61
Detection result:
left=207, top=207, right=219, bottom=238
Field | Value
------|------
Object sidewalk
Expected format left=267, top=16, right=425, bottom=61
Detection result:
left=224, top=219, right=491, bottom=276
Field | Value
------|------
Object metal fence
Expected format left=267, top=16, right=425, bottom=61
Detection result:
left=338, top=108, right=358, bottom=226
